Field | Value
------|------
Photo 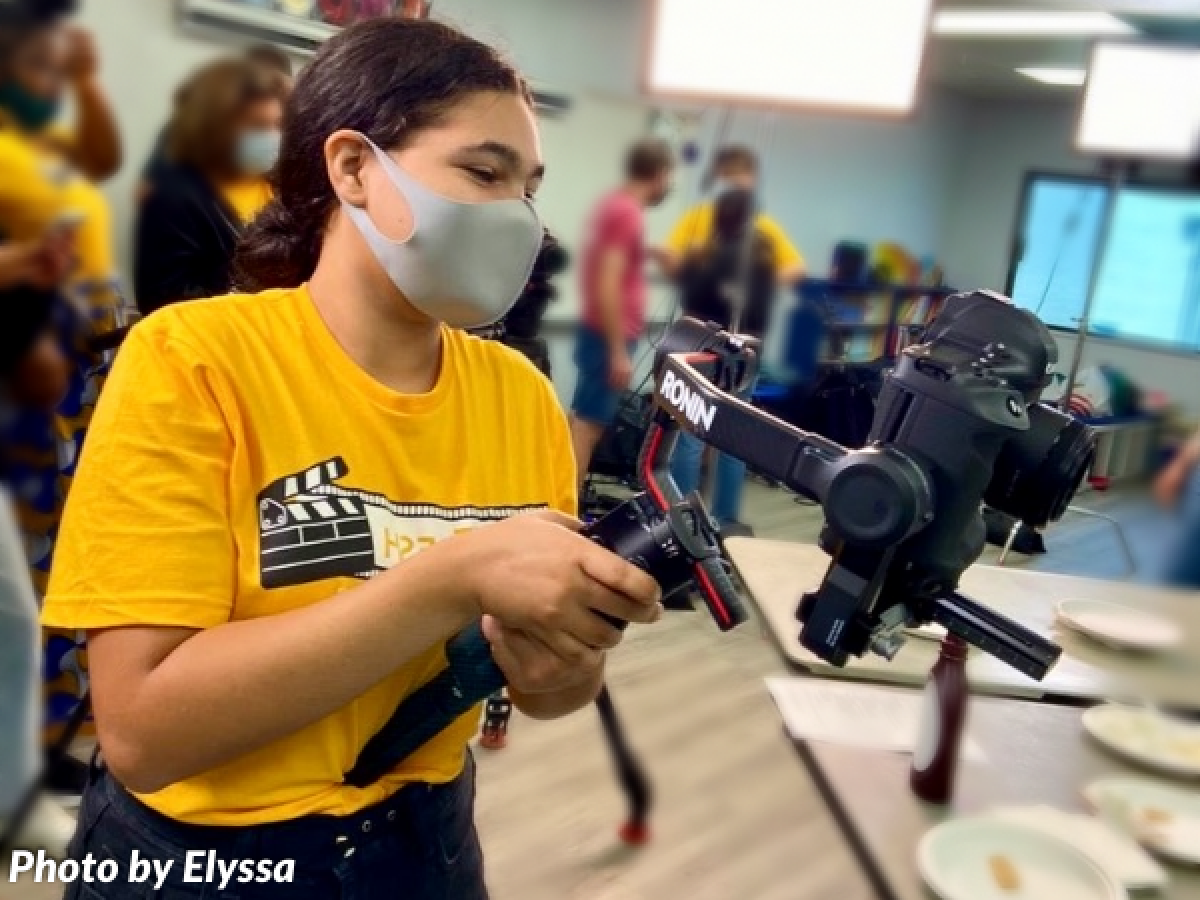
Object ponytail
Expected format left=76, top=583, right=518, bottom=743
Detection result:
left=233, top=197, right=322, bottom=292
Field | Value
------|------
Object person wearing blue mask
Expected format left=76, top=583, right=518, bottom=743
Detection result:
left=137, top=43, right=294, bottom=207
left=134, top=55, right=286, bottom=315
left=43, top=18, right=660, bottom=899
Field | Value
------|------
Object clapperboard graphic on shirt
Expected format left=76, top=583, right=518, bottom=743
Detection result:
left=258, top=457, right=544, bottom=589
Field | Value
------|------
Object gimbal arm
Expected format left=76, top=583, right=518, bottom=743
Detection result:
left=647, top=321, right=1060, bottom=682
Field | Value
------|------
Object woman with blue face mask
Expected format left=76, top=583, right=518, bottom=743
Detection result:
left=134, top=56, right=285, bottom=315
left=44, top=18, right=661, bottom=899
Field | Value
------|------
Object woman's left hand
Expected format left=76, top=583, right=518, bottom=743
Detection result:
left=481, top=614, right=605, bottom=718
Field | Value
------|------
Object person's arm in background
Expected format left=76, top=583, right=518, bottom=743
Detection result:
left=0, top=231, right=73, bottom=291
left=1155, top=428, right=1200, bottom=508
left=60, top=27, right=122, bottom=181
left=759, top=215, right=806, bottom=285
left=596, top=244, right=632, bottom=391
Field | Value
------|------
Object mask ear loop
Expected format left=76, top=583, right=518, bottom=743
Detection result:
left=347, top=132, right=421, bottom=245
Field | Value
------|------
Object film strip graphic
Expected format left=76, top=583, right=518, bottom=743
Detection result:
left=258, top=457, right=547, bottom=590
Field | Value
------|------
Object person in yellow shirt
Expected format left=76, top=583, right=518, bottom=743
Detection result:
left=0, top=0, right=125, bottom=804
left=134, top=56, right=286, bottom=315
left=664, top=145, right=805, bottom=285
left=664, top=145, right=806, bottom=533
left=43, top=18, right=660, bottom=899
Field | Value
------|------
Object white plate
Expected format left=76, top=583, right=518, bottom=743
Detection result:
left=1085, top=776, right=1200, bottom=867
left=1083, top=705, right=1200, bottom=779
left=988, top=806, right=1166, bottom=890
left=1056, top=600, right=1183, bottom=652
left=918, top=818, right=1125, bottom=900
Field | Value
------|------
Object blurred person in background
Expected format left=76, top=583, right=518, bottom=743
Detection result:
left=1153, top=429, right=1200, bottom=588
left=663, top=145, right=805, bottom=533
left=0, top=284, right=76, bottom=855
left=664, top=145, right=804, bottom=283
left=138, top=43, right=294, bottom=206
left=0, top=0, right=125, bottom=806
left=134, top=55, right=286, bottom=315
left=569, top=138, right=674, bottom=486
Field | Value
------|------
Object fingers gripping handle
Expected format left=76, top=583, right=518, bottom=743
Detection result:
left=345, top=493, right=730, bottom=786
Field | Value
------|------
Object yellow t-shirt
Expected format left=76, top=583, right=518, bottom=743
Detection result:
left=219, top=178, right=273, bottom=225
left=667, top=203, right=805, bottom=275
left=42, top=285, right=577, bottom=826
left=0, top=119, right=120, bottom=325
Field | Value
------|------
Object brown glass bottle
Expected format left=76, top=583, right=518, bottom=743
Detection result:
left=910, top=634, right=969, bottom=805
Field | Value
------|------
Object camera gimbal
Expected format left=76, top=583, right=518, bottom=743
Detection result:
left=347, top=290, right=1093, bottom=793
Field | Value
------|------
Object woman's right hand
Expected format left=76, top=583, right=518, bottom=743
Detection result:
left=462, top=509, right=663, bottom=664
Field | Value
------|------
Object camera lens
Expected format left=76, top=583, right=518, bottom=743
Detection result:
left=984, top=404, right=1096, bottom=527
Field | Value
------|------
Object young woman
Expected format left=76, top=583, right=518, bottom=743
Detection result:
left=135, top=56, right=287, bottom=315
left=43, top=18, right=660, bottom=899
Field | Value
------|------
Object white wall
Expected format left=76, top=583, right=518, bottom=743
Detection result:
left=940, top=98, right=1200, bottom=417
left=77, top=0, right=971, bottom=408
left=76, top=1, right=1200, bottom=414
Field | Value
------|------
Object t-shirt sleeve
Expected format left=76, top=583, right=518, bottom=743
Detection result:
left=42, top=320, right=237, bottom=631
left=543, top=381, right=579, bottom=518
left=594, top=198, right=641, bottom=259
left=759, top=215, right=805, bottom=273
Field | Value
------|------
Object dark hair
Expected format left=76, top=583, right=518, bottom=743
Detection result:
left=166, top=56, right=286, bottom=176
left=0, top=0, right=76, bottom=28
left=0, top=0, right=75, bottom=78
left=234, top=18, right=527, bottom=292
left=713, top=144, right=759, bottom=177
left=625, top=139, right=674, bottom=182
left=244, top=43, right=294, bottom=78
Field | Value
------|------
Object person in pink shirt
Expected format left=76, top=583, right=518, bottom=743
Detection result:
left=569, top=139, right=674, bottom=486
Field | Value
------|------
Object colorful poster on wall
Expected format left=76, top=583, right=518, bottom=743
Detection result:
left=201, top=0, right=430, bottom=28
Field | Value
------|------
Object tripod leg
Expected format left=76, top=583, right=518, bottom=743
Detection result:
left=594, top=684, right=652, bottom=845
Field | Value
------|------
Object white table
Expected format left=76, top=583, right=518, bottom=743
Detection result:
left=796, top=697, right=1200, bottom=900
left=727, top=538, right=1200, bottom=709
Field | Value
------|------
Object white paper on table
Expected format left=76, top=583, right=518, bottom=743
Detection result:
left=989, top=806, right=1167, bottom=891
left=764, top=677, right=986, bottom=762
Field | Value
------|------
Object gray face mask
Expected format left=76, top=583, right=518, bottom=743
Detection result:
left=341, top=136, right=543, bottom=329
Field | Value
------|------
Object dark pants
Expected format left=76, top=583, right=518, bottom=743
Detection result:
left=66, top=756, right=487, bottom=899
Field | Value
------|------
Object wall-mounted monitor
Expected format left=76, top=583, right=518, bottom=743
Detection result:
left=1077, top=42, right=1200, bottom=162
left=643, top=0, right=933, bottom=116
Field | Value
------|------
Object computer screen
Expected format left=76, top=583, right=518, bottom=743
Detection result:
left=1008, top=173, right=1200, bottom=351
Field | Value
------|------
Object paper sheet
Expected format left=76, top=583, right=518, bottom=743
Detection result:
left=765, top=677, right=986, bottom=762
